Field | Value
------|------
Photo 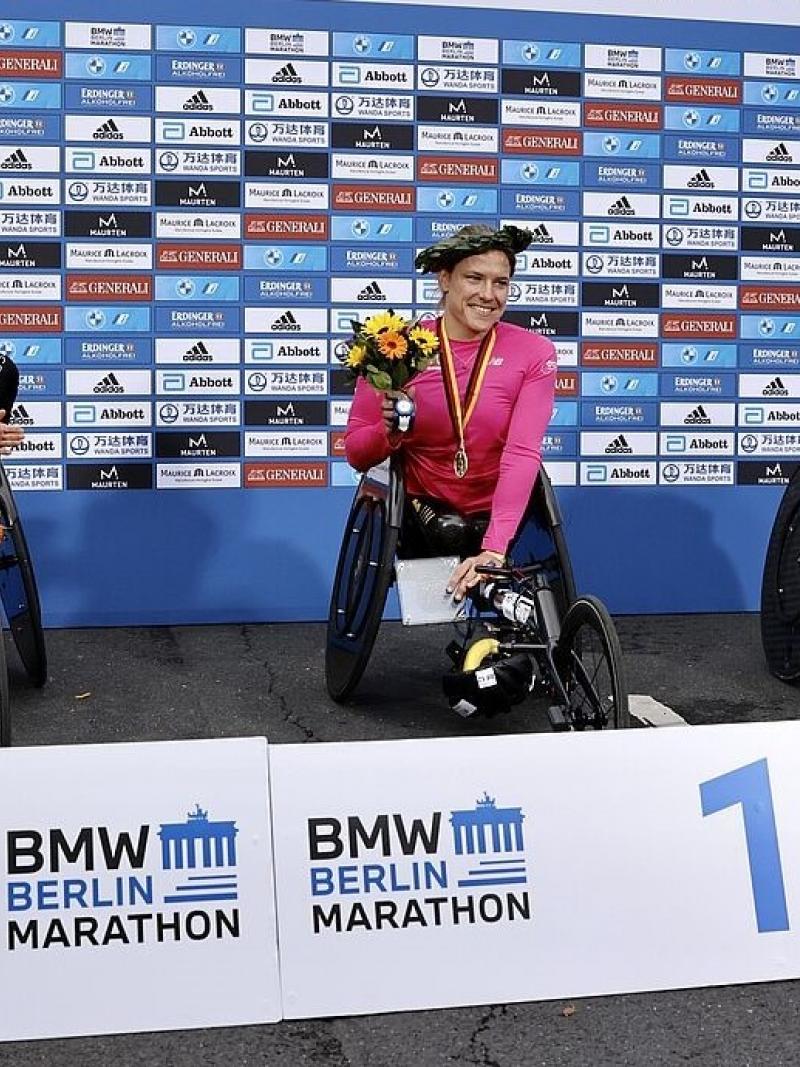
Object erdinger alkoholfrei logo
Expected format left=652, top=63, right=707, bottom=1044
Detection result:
left=308, top=793, right=531, bottom=934
left=4, top=803, right=241, bottom=950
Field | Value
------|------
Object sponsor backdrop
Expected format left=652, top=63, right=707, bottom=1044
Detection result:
left=3, top=0, right=800, bottom=621
left=0, top=737, right=281, bottom=1040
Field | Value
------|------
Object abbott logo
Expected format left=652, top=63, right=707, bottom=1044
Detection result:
left=72, top=404, right=98, bottom=424
left=162, top=373, right=186, bottom=392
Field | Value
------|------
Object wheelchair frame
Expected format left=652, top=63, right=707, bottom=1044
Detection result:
left=325, top=457, right=627, bottom=730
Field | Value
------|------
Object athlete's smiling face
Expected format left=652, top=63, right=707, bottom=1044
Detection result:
left=439, top=249, right=512, bottom=341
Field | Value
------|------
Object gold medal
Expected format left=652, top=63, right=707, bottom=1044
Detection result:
left=437, top=319, right=496, bottom=481
left=454, top=447, right=469, bottom=479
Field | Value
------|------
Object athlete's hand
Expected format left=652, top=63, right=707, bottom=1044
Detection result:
left=0, top=412, right=23, bottom=455
left=447, top=551, right=506, bottom=602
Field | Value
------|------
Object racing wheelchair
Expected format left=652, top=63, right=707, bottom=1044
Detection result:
left=325, top=456, right=629, bottom=730
left=761, top=467, right=800, bottom=682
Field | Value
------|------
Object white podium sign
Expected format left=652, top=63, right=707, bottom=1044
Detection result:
left=0, top=738, right=280, bottom=1040
left=271, top=724, right=800, bottom=1018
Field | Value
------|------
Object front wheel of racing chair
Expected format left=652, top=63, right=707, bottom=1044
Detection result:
left=324, top=457, right=575, bottom=702
left=761, top=467, right=800, bottom=682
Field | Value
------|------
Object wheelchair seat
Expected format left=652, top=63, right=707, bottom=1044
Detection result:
left=325, top=456, right=575, bottom=702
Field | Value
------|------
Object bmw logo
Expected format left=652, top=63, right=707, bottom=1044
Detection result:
left=0, top=25, right=14, bottom=43
left=353, top=36, right=371, bottom=54
left=264, top=249, right=283, bottom=266
left=683, top=52, right=701, bottom=70
left=87, top=56, right=106, bottom=76
left=683, top=109, right=701, bottom=128
left=601, top=375, right=618, bottom=393
left=759, top=318, right=776, bottom=336
left=521, top=163, right=539, bottom=181
left=0, top=86, right=14, bottom=105
left=762, top=84, right=779, bottom=104
left=681, top=346, right=698, bottom=364
left=437, top=191, right=455, bottom=209
left=177, top=28, right=197, bottom=48
left=176, top=279, right=195, bottom=298
left=603, top=136, right=621, bottom=154
left=86, top=310, right=106, bottom=329
left=0, top=341, right=14, bottom=358
left=352, top=219, right=370, bottom=237
left=522, top=43, right=540, bottom=62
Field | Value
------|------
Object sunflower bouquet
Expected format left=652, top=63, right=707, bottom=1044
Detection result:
left=342, top=310, right=439, bottom=392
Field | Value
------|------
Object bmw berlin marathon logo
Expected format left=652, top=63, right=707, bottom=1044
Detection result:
left=5, top=804, right=241, bottom=950
left=308, top=794, right=531, bottom=934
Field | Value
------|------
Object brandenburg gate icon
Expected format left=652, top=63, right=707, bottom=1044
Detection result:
left=159, top=803, right=238, bottom=870
left=450, top=793, right=525, bottom=855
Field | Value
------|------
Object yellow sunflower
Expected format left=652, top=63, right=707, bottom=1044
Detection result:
left=408, top=326, right=439, bottom=355
left=377, top=332, right=408, bottom=360
left=363, top=311, right=406, bottom=338
left=346, top=343, right=366, bottom=367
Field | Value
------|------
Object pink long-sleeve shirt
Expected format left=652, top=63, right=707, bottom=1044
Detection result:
left=345, top=320, right=557, bottom=555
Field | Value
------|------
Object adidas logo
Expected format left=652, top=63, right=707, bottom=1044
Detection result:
left=530, top=223, right=553, bottom=244
left=183, top=90, right=212, bottom=112
left=605, top=434, right=632, bottom=455
left=608, top=195, right=635, bottom=216
left=767, top=142, right=792, bottom=162
left=357, top=281, right=386, bottom=301
left=93, top=371, right=124, bottom=394
left=763, top=376, right=789, bottom=397
left=684, top=404, right=711, bottom=425
left=183, top=341, right=212, bottom=362
left=0, top=148, right=30, bottom=170
left=93, top=119, right=123, bottom=141
left=271, top=310, right=301, bottom=332
left=272, top=62, right=301, bottom=84
left=687, top=168, right=714, bottom=189
left=9, top=404, right=33, bottom=425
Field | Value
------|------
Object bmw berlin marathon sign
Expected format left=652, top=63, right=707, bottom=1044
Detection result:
left=307, top=792, right=530, bottom=934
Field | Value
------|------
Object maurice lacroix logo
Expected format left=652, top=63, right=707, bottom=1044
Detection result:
left=5, top=804, right=241, bottom=950
left=308, top=793, right=530, bottom=934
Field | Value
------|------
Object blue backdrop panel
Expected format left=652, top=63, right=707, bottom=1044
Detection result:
left=5, top=0, right=797, bottom=624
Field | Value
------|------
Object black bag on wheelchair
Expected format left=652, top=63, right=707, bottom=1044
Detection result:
left=401, top=496, right=489, bottom=559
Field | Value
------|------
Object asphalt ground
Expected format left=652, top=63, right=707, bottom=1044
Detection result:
left=1, top=612, right=798, bottom=1066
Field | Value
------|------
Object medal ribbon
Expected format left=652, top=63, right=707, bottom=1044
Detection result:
left=437, top=318, right=497, bottom=473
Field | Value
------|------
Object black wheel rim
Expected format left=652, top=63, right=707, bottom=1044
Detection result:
left=559, top=623, right=616, bottom=729
left=0, top=469, right=46, bottom=687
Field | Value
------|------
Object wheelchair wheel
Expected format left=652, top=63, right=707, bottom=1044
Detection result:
left=325, top=468, right=402, bottom=702
left=0, top=464, right=46, bottom=687
left=761, top=470, right=800, bottom=681
left=511, top=469, right=576, bottom=628
left=553, top=595, right=629, bottom=729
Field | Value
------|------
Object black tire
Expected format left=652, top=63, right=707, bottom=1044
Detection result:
left=510, top=469, right=576, bottom=627
left=0, top=465, right=46, bottom=687
left=761, top=471, right=800, bottom=681
left=553, top=595, right=629, bottom=729
left=325, top=492, right=399, bottom=702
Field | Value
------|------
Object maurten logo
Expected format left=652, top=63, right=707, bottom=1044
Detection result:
left=688, top=168, right=714, bottom=189
left=309, top=792, right=530, bottom=934
left=608, top=196, right=635, bottom=216
left=272, top=63, right=301, bottom=84
left=183, top=90, right=212, bottom=112
left=93, top=119, right=123, bottom=141
left=184, top=341, right=212, bottom=362
left=1, top=149, right=31, bottom=170
left=93, top=372, right=124, bottom=395
left=271, top=311, right=301, bottom=331
left=685, top=404, right=711, bottom=425
left=357, top=281, right=386, bottom=301
left=763, top=376, right=789, bottom=397
left=767, top=142, right=792, bottom=162
left=605, top=434, right=632, bottom=454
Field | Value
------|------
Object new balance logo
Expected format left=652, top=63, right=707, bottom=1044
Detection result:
left=0, top=148, right=30, bottom=170
left=688, top=168, right=714, bottom=189
left=183, top=90, right=212, bottom=112
left=530, top=224, right=553, bottom=244
left=357, top=281, right=386, bottom=301
left=271, top=311, right=301, bottom=331
left=93, top=372, right=124, bottom=394
left=767, top=142, right=792, bottom=162
left=183, top=341, right=212, bottom=362
left=93, top=119, right=123, bottom=141
left=685, top=404, right=711, bottom=425
left=272, top=63, right=301, bottom=84
left=605, top=434, right=632, bottom=454
left=608, top=196, right=635, bottom=216
left=763, top=376, right=789, bottom=396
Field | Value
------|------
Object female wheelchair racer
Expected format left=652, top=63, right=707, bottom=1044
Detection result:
left=325, top=225, right=628, bottom=730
